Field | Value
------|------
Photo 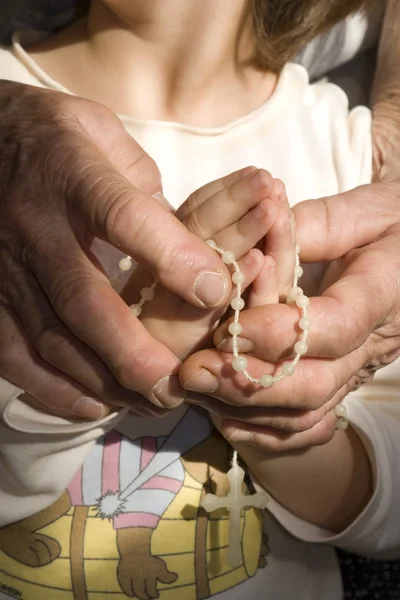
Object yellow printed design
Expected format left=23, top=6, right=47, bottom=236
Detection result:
left=0, top=430, right=269, bottom=600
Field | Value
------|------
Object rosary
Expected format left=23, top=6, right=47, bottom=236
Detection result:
left=118, top=238, right=349, bottom=567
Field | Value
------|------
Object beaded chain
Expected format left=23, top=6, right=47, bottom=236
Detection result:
left=118, top=243, right=348, bottom=429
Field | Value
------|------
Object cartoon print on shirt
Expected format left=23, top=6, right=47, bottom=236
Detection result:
left=0, top=408, right=269, bottom=600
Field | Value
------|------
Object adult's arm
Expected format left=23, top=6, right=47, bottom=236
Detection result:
left=371, top=0, right=400, bottom=183
left=0, top=82, right=231, bottom=419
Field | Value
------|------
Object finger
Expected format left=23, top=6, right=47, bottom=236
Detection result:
left=216, top=410, right=337, bottom=452
left=180, top=346, right=365, bottom=410
left=213, top=199, right=278, bottom=258
left=0, top=305, right=108, bottom=420
left=8, top=268, right=163, bottom=409
left=66, top=133, right=232, bottom=309
left=213, top=261, right=382, bottom=361
left=181, top=169, right=276, bottom=240
left=138, top=250, right=264, bottom=360
left=187, top=392, right=329, bottom=431
left=248, top=255, right=279, bottom=307
left=265, top=208, right=295, bottom=299
left=176, top=166, right=257, bottom=221
left=0, top=306, right=168, bottom=419
left=293, top=183, right=400, bottom=262
left=26, top=230, right=184, bottom=406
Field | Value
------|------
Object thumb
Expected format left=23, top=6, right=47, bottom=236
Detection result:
left=293, top=182, right=400, bottom=262
left=66, top=132, right=231, bottom=309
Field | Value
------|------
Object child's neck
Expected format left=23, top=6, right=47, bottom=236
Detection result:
left=28, top=0, right=277, bottom=127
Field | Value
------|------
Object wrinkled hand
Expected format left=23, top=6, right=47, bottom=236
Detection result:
left=0, top=82, right=231, bottom=419
left=180, top=182, right=400, bottom=451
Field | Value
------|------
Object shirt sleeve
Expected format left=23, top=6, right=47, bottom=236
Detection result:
left=266, top=360, right=400, bottom=559
left=0, top=376, right=125, bottom=526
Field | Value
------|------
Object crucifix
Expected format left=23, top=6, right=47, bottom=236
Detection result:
left=201, top=452, right=269, bottom=568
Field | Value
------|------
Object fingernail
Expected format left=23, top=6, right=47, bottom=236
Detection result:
left=252, top=200, right=270, bottom=219
left=193, top=271, right=228, bottom=308
left=182, top=369, right=218, bottom=393
left=73, top=397, right=108, bottom=420
left=151, top=374, right=185, bottom=408
left=243, top=248, right=259, bottom=265
left=217, top=336, right=253, bottom=353
left=248, top=170, right=270, bottom=190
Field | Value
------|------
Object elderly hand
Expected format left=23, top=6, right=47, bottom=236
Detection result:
left=179, top=181, right=400, bottom=451
left=0, top=82, right=231, bottom=420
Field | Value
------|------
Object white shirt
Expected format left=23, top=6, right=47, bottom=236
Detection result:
left=0, top=33, right=399, bottom=600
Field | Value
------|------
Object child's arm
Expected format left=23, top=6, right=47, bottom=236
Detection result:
left=235, top=391, right=400, bottom=559
left=234, top=421, right=373, bottom=533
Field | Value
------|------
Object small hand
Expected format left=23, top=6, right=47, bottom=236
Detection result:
left=123, top=167, right=282, bottom=361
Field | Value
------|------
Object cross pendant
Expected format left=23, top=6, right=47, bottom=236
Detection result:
left=201, top=462, right=269, bottom=567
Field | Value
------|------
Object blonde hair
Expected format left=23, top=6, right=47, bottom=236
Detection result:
left=252, top=0, right=381, bottom=72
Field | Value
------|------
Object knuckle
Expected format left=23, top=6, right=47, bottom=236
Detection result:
left=183, top=208, right=209, bottom=240
left=254, top=433, right=281, bottom=453
left=33, top=320, right=70, bottom=364
left=114, top=345, right=156, bottom=390
left=290, top=409, right=322, bottom=433
left=300, top=365, right=337, bottom=409
left=50, top=272, right=104, bottom=326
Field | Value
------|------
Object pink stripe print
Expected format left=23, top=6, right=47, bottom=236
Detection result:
left=140, top=437, right=157, bottom=471
left=102, top=430, right=121, bottom=496
left=114, top=512, right=160, bottom=530
left=141, top=475, right=182, bottom=494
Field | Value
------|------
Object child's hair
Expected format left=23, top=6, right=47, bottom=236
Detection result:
left=252, top=0, right=381, bottom=72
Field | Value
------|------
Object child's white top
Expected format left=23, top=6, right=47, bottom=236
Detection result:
left=1, top=35, right=400, bottom=600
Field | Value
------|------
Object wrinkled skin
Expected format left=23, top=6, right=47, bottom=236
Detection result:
left=0, top=81, right=230, bottom=419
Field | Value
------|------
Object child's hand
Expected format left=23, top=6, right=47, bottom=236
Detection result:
left=247, top=184, right=296, bottom=309
left=122, top=167, right=283, bottom=360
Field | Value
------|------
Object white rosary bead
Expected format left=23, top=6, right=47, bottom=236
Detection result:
left=294, top=341, right=308, bottom=355
left=299, top=317, right=311, bottom=331
left=282, top=363, right=295, bottom=377
left=295, top=243, right=300, bottom=254
left=290, top=286, right=303, bottom=297
left=295, top=265, right=303, bottom=278
left=231, top=297, right=245, bottom=311
left=336, top=418, right=349, bottom=431
left=222, top=251, right=236, bottom=265
left=334, top=403, right=347, bottom=418
left=259, top=374, right=274, bottom=388
left=206, top=239, right=217, bottom=249
left=140, top=287, right=155, bottom=301
left=232, top=271, right=245, bottom=285
left=130, top=304, right=142, bottom=317
left=119, top=257, right=133, bottom=271
left=228, top=322, right=243, bottom=336
left=296, top=295, right=309, bottom=309
left=232, top=356, right=248, bottom=372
